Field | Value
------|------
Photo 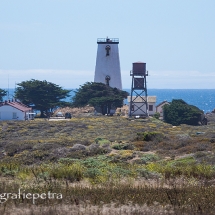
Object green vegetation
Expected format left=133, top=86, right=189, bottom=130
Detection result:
left=15, top=79, right=71, bottom=117
left=163, top=99, right=204, bottom=126
left=0, top=88, right=7, bottom=102
left=136, top=131, right=164, bottom=142
left=71, top=82, right=128, bottom=114
left=153, top=112, right=160, bottom=119
left=0, top=115, right=215, bottom=214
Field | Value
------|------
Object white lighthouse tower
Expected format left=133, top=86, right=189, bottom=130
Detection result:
left=94, top=37, right=122, bottom=90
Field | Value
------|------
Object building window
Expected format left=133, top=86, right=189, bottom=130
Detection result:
left=12, top=112, right=17, bottom=119
left=149, top=105, right=153, bottom=111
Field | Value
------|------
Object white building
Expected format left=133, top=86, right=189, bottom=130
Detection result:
left=94, top=37, right=122, bottom=90
left=0, top=100, right=34, bottom=121
left=127, top=96, right=157, bottom=116
left=156, top=101, right=170, bottom=117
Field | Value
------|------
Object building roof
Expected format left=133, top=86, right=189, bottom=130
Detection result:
left=127, top=96, right=156, bottom=103
left=0, top=100, right=32, bottom=112
left=156, top=100, right=170, bottom=108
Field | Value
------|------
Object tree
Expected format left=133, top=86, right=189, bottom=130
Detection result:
left=15, top=79, right=71, bottom=117
left=0, top=89, right=7, bottom=102
left=72, top=82, right=129, bottom=115
left=163, top=99, right=204, bottom=126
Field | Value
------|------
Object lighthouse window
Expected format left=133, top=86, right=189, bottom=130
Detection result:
left=105, top=45, right=111, bottom=56
left=105, top=75, right=111, bottom=86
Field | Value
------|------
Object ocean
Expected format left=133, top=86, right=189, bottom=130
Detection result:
left=146, top=89, right=215, bottom=113
left=3, top=89, right=215, bottom=113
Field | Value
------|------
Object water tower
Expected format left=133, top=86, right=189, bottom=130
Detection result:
left=94, top=37, right=122, bottom=90
left=129, top=62, right=148, bottom=117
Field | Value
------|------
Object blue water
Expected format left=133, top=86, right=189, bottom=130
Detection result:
left=126, top=89, right=215, bottom=113
left=3, top=89, right=215, bottom=113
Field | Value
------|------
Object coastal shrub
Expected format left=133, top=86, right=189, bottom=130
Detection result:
left=66, top=150, right=89, bottom=159
left=84, top=168, right=102, bottom=180
left=45, top=163, right=85, bottom=182
left=0, top=162, right=19, bottom=177
left=168, top=156, right=196, bottom=167
left=58, top=158, right=80, bottom=165
left=194, top=152, right=215, bottom=165
left=33, top=142, right=59, bottom=151
left=153, top=112, right=160, bottom=119
left=163, top=99, right=204, bottom=126
left=87, top=144, right=110, bottom=156
left=136, top=167, right=160, bottom=179
left=70, top=144, right=87, bottom=151
left=109, top=150, right=135, bottom=161
left=195, top=143, right=210, bottom=151
left=80, top=157, right=109, bottom=168
left=112, top=143, right=134, bottom=150
left=140, top=153, right=160, bottom=164
left=136, top=131, right=164, bottom=142
left=146, top=160, right=215, bottom=179
left=65, top=163, right=85, bottom=182
left=95, top=137, right=110, bottom=145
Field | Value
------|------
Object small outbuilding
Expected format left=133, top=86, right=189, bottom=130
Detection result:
left=0, top=100, right=34, bottom=121
left=127, top=96, right=157, bottom=116
left=156, top=100, right=170, bottom=117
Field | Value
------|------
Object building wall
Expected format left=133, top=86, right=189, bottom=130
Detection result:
left=94, top=43, right=122, bottom=90
left=128, top=102, right=156, bottom=116
left=156, top=102, right=169, bottom=117
left=0, top=105, right=26, bottom=120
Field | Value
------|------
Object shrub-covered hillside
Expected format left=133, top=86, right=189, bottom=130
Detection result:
left=1, top=115, right=215, bottom=214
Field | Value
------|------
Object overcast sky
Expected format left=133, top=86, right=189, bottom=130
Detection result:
left=0, top=0, right=215, bottom=89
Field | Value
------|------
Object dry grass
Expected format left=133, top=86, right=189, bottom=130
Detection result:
left=0, top=202, right=176, bottom=215
left=1, top=179, right=215, bottom=215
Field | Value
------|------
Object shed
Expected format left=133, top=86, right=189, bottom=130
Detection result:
left=156, top=100, right=170, bottom=117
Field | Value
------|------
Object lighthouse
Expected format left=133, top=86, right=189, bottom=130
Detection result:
left=94, top=37, right=122, bottom=90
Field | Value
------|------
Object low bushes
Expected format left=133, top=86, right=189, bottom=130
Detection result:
left=136, top=131, right=165, bottom=142
left=146, top=159, right=215, bottom=180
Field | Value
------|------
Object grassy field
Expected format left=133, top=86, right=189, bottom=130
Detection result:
left=0, top=115, right=215, bottom=214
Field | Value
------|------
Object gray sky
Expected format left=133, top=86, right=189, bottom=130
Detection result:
left=0, top=0, right=215, bottom=89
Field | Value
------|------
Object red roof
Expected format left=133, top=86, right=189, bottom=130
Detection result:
left=0, top=101, right=32, bottom=112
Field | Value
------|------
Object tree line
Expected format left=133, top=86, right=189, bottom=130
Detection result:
left=0, top=79, right=128, bottom=117
left=1, top=79, right=206, bottom=125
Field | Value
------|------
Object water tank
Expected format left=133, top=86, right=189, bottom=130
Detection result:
left=132, top=62, right=146, bottom=75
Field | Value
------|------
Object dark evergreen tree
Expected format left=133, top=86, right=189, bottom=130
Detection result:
left=163, top=99, right=204, bottom=126
left=0, top=89, right=7, bottom=102
left=72, top=82, right=128, bottom=115
left=15, top=79, right=71, bottom=117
